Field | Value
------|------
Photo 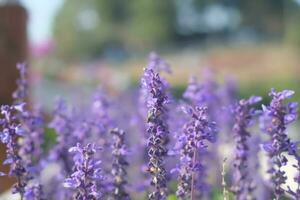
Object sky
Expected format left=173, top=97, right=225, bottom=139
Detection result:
left=20, top=0, right=64, bottom=44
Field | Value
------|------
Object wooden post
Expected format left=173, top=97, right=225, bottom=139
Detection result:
left=0, top=3, right=28, bottom=192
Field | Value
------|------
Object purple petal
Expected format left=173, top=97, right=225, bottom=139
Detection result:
left=181, top=105, right=193, bottom=115
left=288, top=102, right=298, bottom=109
left=170, top=168, right=178, bottom=174
left=3, top=157, right=13, bottom=165
left=68, top=147, right=79, bottom=153
left=63, top=178, right=80, bottom=188
left=280, top=90, right=295, bottom=99
left=69, top=143, right=82, bottom=153
left=248, top=96, right=262, bottom=104
left=261, top=142, right=273, bottom=153
left=284, top=114, right=296, bottom=124
left=0, top=131, right=10, bottom=143
left=15, top=125, right=25, bottom=136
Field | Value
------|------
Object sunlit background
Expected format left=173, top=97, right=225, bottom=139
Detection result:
left=2, top=0, right=297, bottom=108
left=16, top=0, right=300, bottom=109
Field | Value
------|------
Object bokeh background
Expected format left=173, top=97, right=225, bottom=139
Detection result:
left=2, top=0, right=300, bottom=106
left=23, top=0, right=300, bottom=108
left=1, top=0, right=300, bottom=195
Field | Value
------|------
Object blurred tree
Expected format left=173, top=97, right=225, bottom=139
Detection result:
left=285, top=0, right=300, bottom=48
left=125, top=0, right=176, bottom=49
left=53, top=0, right=290, bottom=61
left=53, top=0, right=106, bottom=61
left=53, top=0, right=176, bottom=61
left=237, top=0, right=284, bottom=37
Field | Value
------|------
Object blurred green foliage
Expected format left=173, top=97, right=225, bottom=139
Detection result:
left=171, top=78, right=300, bottom=105
left=43, top=127, right=57, bottom=152
left=166, top=194, right=177, bottom=200
left=53, top=0, right=175, bottom=61
left=285, top=0, right=300, bottom=48
left=211, top=188, right=234, bottom=200
left=238, top=79, right=300, bottom=105
left=53, top=0, right=297, bottom=61
left=126, top=1, right=176, bottom=49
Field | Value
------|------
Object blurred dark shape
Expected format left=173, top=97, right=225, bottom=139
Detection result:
left=238, top=0, right=284, bottom=36
left=0, top=2, right=28, bottom=105
left=0, top=1, right=28, bottom=192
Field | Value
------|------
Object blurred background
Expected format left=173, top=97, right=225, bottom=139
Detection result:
left=0, top=0, right=300, bottom=195
left=1, top=0, right=300, bottom=106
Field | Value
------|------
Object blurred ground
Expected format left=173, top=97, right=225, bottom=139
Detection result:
left=31, top=43, right=300, bottom=110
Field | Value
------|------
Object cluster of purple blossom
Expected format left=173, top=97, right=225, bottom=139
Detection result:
left=0, top=54, right=299, bottom=200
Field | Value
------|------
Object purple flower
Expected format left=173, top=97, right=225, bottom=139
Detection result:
left=11, top=63, right=45, bottom=173
left=19, top=106, right=45, bottom=175
left=0, top=104, right=30, bottom=199
left=138, top=52, right=172, bottom=192
left=261, top=89, right=298, bottom=199
left=184, top=69, right=219, bottom=110
left=110, top=128, right=131, bottom=200
left=175, top=106, right=217, bottom=199
left=24, top=184, right=46, bottom=200
left=142, top=58, right=170, bottom=199
left=231, top=96, right=262, bottom=200
left=183, top=76, right=203, bottom=104
left=183, top=73, right=255, bottom=199
left=48, top=98, right=75, bottom=173
left=90, top=90, right=114, bottom=133
left=141, top=52, right=171, bottom=118
left=64, top=143, right=103, bottom=200
left=0, top=63, right=48, bottom=199
left=13, top=63, right=28, bottom=104
left=146, top=52, right=171, bottom=73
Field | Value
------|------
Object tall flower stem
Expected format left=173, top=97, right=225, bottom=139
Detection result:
left=261, top=89, right=298, bottom=199
left=0, top=104, right=29, bottom=199
left=231, top=96, right=261, bottom=200
left=190, top=149, right=197, bottom=200
left=222, top=158, right=228, bottom=200
left=142, top=66, right=170, bottom=200
left=110, top=128, right=130, bottom=200
left=176, top=106, right=217, bottom=199
left=63, top=143, right=103, bottom=200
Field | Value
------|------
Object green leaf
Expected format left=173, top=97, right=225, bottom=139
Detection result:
left=167, top=194, right=177, bottom=200
left=43, top=127, right=57, bottom=152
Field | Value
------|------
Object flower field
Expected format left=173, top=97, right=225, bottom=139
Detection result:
left=0, top=52, right=300, bottom=200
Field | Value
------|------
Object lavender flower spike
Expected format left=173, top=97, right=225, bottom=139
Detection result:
left=231, top=96, right=262, bottom=200
left=176, top=106, right=217, bottom=199
left=48, top=98, right=74, bottom=173
left=12, top=62, right=45, bottom=168
left=24, top=184, right=46, bottom=200
left=110, top=128, right=131, bottom=200
left=142, top=60, right=170, bottom=199
left=64, top=143, right=103, bottom=200
left=13, top=63, right=28, bottom=104
left=261, top=89, right=298, bottom=199
left=0, top=104, right=29, bottom=199
left=13, top=63, right=46, bottom=199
